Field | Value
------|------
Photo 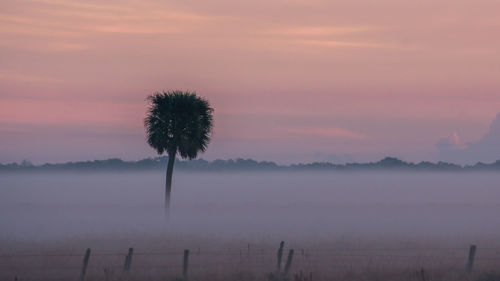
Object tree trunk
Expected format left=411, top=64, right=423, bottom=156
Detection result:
left=165, top=153, right=175, bottom=210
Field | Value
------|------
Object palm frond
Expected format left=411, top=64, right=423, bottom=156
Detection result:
left=144, top=90, right=214, bottom=159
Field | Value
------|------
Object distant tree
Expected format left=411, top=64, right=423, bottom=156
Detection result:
left=145, top=90, right=214, bottom=209
left=21, top=160, right=33, bottom=167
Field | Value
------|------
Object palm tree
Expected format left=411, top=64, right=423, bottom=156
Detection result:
left=145, top=90, right=214, bottom=209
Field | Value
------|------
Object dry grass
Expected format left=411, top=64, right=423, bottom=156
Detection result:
left=1, top=235, right=499, bottom=281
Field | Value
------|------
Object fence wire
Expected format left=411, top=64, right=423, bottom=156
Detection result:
left=1, top=245, right=499, bottom=279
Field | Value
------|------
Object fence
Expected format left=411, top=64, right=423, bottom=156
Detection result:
left=1, top=242, right=500, bottom=281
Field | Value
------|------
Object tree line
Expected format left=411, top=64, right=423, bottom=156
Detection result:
left=3, top=156, right=500, bottom=172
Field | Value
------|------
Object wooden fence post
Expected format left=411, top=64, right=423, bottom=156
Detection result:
left=123, top=255, right=129, bottom=273
left=276, top=241, right=285, bottom=271
left=123, top=248, right=134, bottom=273
left=284, top=249, right=294, bottom=276
left=466, top=245, right=476, bottom=273
left=183, top=249, right=189, bottom=280
left=417, top=267, right=429, bottom=281
left=79, top=248, right=91, bottom=281
left=128, top=248, right=134, bottom=272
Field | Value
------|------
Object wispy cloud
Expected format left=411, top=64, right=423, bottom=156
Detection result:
left=0, top=24, right=81, bottom=38
left=287, top=127, right=367, bottom=139
left=0, top=14, right=36, bottom=24
left=47, top=42, right=89, bottom=51
left=30, top=0, right=136, bottom=14
left=0, top=70, right=63, bottom=83
left=0, top=0, right=213, bottom=49
left=296, top=39, right=392, bottom=49
left=29, top=0, right=214, bottom=22
left=258, top=24, right=401, bottom=50
left=0, top=38, right=89, bottom=52
left=89, top=25, right=182, bottom=34
left=263, top=25, right=378, bottom=36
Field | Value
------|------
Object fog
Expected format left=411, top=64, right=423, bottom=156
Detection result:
left=1, top=171, right=500, bottom=242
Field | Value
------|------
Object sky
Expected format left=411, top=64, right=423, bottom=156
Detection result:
left=1, top=0, right=500, bottom=164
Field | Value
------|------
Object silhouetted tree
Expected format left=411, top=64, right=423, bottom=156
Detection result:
left=145, top=90, right=214, bottom=209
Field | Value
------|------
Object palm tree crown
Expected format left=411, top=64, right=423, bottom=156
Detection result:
left=145, top=90, right=214, bottom=159
left=144, top=90, right=214, bottom=209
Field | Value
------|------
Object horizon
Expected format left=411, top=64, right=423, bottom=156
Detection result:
left=4, top=155, right=500, bottom=168
left=2, top=0, right=500, bottom=165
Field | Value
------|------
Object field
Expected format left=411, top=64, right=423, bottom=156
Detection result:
left=1, top=236, right=500, bottom=281
left=1, top=171, right=500, bottom=280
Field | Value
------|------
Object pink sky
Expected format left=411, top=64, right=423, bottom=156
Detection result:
left=1, top=0, right=500, bottom=164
